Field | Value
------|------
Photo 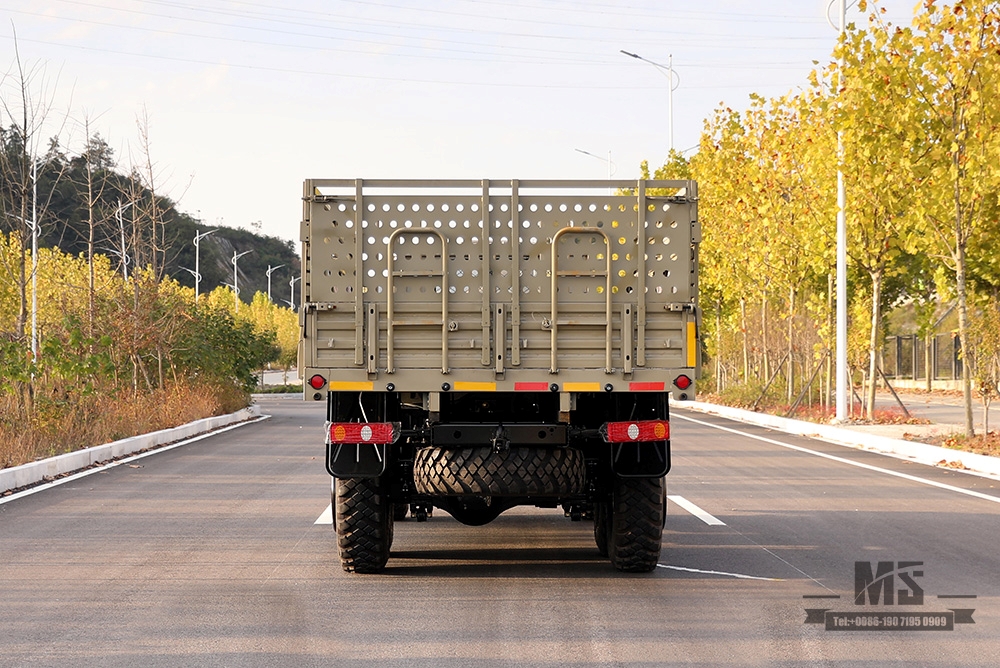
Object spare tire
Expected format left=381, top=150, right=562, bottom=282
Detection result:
left=413, top=446, right=585, bottom=497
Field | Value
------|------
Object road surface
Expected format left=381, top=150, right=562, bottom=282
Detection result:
left=1, top=396, right=996, bottom=667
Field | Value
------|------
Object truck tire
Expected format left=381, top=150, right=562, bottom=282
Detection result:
left=335, top=477, right=391, bottom=573
left=608, top=476, right=664, bottom=573
left=413, top=446, right=585, bottom=497
left=593, top=501, right=610, bottom=557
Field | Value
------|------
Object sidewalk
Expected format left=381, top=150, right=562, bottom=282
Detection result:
left=678, top=391, right=1000, bottom=479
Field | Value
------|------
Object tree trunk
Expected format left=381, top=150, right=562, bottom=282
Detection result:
left=925, top=332, right=933, bottom=392
left=761, top=292, right=769, bottom=384
left=741, top=298, right=749, bottom=382
left=952, top=144, right=975, bottom=437
left=826, top=274, right=834, bottom=412
left=787, top=286, right=795, bottom=405
left=716, top=299, right=722, bottom=393
left=866, top=269, right=884, bottom=420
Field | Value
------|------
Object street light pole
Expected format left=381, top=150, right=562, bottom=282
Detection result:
left=621, top=50, right=680, bottom=152
left=827, top=0, right=849, bottom=422
left=31, top=158, right=38, bottom=360
left=232, top=249, right=253, bottom=312
left=114, top=199, right=133, bottom=280
left=193, top=228, right=216, bottom=303
left=288, top=276, right=301, bottom=310
left=266, top=264, right=284, bottom=303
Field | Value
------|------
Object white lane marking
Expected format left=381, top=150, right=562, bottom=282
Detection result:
left=667, top=494, right=726, bottom=525
left=657, top=564, right=784, bottom=581
left=315, top=503, right=333, bottom=525
left=673, top=412, right=1000, bottom=505
left=0, top=416, right=271, bottom=506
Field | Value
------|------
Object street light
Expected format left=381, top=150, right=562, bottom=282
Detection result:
left=30, top=158, right=38, bottom=360
left=114, top=199, right=133, bottom=280
left=621, top=50, right=680, bottom=152
left=827, top=0, right=849, bottom=422
left=266, top=264, right=284, bottom=303
left=285, top=276, right=301, bottom=310
left=193, top=228, right=216, bottom=303
left=231, top=249, right=253, bottom=312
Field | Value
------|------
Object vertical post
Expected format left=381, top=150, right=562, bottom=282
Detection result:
left=290, top=276, right=301, bottom=311
left=31, top=158, right=38, bottom=360
left=668, top=54, right=674, bottom=153
left=834, top=0, right=849, bottom=422
left=266, top=264, right=284, bottom=303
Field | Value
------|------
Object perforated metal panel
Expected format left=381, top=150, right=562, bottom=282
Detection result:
left=301, top=179, right=699, bottom=390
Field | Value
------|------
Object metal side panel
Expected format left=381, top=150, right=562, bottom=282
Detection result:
left=302, top=179, right=699, bottom=385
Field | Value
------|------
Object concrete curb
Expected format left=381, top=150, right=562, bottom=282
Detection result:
left=0, top=405, right=262, bottom=495
left=678, top=400, right=1000, bottom=478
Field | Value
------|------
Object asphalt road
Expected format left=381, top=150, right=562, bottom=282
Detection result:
left=1, top=396, right=997, bottom=667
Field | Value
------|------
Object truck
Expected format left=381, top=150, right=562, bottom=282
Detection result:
left=299, top=178, right=699, bottom=573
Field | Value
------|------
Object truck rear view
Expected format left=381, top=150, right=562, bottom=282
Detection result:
left=299, top=179, right=699, bottom=573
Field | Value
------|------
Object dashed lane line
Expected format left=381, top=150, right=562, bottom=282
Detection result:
left=315, top=503, right=333, bottom=525
left=668, top=494, right=726, bottom=525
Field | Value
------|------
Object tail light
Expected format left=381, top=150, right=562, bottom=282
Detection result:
left=328, top=422, right=399, bottom=444
left=309, top=374, right=327, bottom=390
left=601, top=420, right=670, bottom=443
left=673, top=374, right=692, bottom=390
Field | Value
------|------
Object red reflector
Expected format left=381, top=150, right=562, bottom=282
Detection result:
left=514, top=382, right=551, bottom=391
left=603, top=420, right=670, bottom=443
left=309, top=374, right=327, bottom=390
left=328, top=422, right=397, bottom=444
left=673, top=375, right=692, bottom=390
left=629, top=381, right=665, bottom=392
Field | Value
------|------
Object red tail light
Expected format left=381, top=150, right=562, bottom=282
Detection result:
left=601, top=420, right=670, bottom=443
left=673, top=374, right=692, bottom=390
left=309, top=374, right=327, bottom=390
left=328, top=422, right=399, bottom=444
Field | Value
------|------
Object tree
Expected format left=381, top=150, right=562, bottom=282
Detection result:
left=884, top=0, right=1000, bottom=437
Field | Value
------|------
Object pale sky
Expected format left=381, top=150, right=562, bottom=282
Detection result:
left=2, top=0, right=917, bottom=243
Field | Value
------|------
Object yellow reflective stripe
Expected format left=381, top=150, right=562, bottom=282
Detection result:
left=562, top=382, right=601, bottom=392
left=328, top=381, right=374, bottom=391
left=453, top=381, right=497, bottom=391
left=687, top=322, right=697, bottom=368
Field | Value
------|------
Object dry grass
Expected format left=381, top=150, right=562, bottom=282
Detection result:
left=0, top=383, right=248, bottom=469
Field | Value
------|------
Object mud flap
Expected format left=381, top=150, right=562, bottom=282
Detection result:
left=610, top=440, right=670, bottom=478
left=326, top=442, right=387, bottom=478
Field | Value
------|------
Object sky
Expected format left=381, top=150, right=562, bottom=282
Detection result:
left=1, top=0, right=919, bottom=244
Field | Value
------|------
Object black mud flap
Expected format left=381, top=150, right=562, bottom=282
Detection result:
left=326, top=442, right=387, bottom=478
left=610, top=440, right=670, bottom=478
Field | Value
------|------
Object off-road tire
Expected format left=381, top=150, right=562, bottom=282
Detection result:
left=413, top=446, right=585, bottom=497
left=334, top=477, right=391, bottom=573
left=608, top=476, right=664, bottom=573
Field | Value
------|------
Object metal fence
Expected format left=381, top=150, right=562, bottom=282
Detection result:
left=882, top=334, right=962, bottom=381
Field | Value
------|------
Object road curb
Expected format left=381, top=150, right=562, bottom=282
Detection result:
left=677, top=401, right=1000, bottom=478
left=0, top=405, right=262, bottom=495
